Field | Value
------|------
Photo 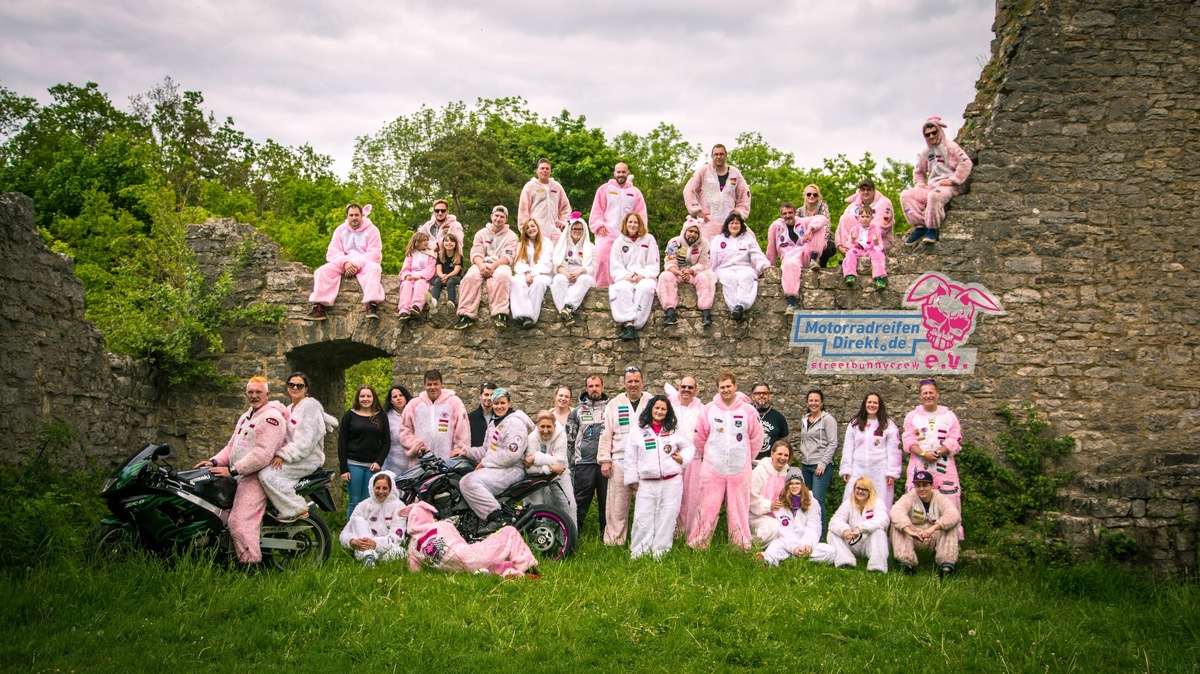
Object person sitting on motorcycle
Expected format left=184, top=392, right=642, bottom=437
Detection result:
left=193, top=376, right=290, bottom=565
left=459, top=388, right=536, bottom=534
left=404, top=500, right=538, bottom=578
left=339, top=471, right=406, bottom=567
left=524, top=409, right=575, bottom=529
left=260, top=371, right=338, bottom=523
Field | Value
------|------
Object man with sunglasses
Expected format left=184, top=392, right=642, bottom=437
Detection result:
left=417, top=199, right=464, bottom=252
left=668, top=376, right=705, bottom=539
left=597, top=365, right=654, bottom=546
left=900, top=117, right=972, bottom=245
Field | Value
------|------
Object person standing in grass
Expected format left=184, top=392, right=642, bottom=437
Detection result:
left=901, top=378, right=964, bottom=540
left=796, top=389, right=838, bottom=542
left=568, top=376, right=609, bottom=535
left=623, top=395, right=694, bottom=559
left=687, top=372, right=762, bottom=551
left=840, top=392, right=901, bottom=510
left=338, top=385, right=391, bottom=519
left=598, top=366, right=654, bottom=546
left=890, top=470, right=961, bottom=578
left=667, top=376, right=705, bottom=540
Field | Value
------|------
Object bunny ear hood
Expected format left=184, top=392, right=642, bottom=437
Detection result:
left=680, top=216, right=703, bottom=239
left=922, top=117, right=948, bottom=144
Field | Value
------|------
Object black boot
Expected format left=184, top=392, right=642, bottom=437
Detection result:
left=700, top=309, right=712, bottom=327
left=664, top=308, right=678, bottom=325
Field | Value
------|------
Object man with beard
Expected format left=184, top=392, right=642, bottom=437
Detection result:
left=683, top=144, right=751, bottom=242
left=567, top=375, right=609, bottom=534
left=455, top=206, right=518, bottom=329
left=687, top=373, right=762, bottom=551
left=417, top=198, right=464, bottom=251
left=589, top=162, right=647, bottom=287
left=657, top=217, right=716, bottom=327
left=836, top=179, right=895, bottom=254
left=399, top=369, right=470, bottom=462
left=751, top=383, right=789, bottom=463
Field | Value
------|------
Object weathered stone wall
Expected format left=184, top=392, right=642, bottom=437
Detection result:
left=2, top=0, right=1197, bottom=569
left=0, top=193, right=160, bottom=467
left=951, top=0, right=1200, bottom=568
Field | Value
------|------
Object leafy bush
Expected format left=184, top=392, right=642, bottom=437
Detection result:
left=0, top=422, right=104, bottom=570
left=958, top=403, right=1075, bottom=562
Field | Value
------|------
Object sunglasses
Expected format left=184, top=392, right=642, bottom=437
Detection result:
left=924, top=130, right=939, bottom=138
left=804, top=192, right=818, bottom=197
left=853, top=487, right=869, bottom=493
left=679, top=385, right=696, bottom=390
left=286, top=382, right=307, bottom=389
left=433, top=208, right=447, bottom=213
left=624, top=366, right=641, bottom=373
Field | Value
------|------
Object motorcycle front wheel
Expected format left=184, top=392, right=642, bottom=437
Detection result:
left=517, top=504, right=578, bottom=562
left=85, top=522, right=136, bottom=562
left=260, top=512, right=332, bottom=570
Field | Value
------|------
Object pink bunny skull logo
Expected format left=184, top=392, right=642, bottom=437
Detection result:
left=904, top=272, right=1004, bottom=351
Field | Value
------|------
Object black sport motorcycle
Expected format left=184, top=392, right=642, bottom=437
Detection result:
left=395, top=454, right=578, bottom=561
left=87, top=443, right=336, bottom=569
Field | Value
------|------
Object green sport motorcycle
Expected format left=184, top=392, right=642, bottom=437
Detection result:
left=87, top=443, right=335, bottom=568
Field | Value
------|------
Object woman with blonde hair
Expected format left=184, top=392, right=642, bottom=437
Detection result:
left=607, top=212, right=659, bottom=340
left=824, top=476, right=890, bottom=572
left=510, top=219, right=554, bottom=328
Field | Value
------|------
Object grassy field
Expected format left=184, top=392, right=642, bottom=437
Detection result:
left=3, top=513, right=1199, bottom=674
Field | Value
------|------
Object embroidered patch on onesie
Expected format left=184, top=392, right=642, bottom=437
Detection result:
left=865, top=508, right=874, bottom=519
left=618, top=406, right=630, bottom=427
left=438, top=412, right=449, bottom=433
left=720, top=241, right=727, bottom=249
left=663, top=442, right=673, bottom=455
left=622, top=246, right=629, bottom=253
left=508, top=441, right=520, bottom=453
left=266, top=417, right=279, bottom=426
left=644, top=435, right=657, bottom=452
left=779, top=516, right=791, bottom=527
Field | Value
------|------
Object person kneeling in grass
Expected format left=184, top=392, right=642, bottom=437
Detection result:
left=758, top=473, right=835, bottom=567
left=339, top=471, right=407, bottom=567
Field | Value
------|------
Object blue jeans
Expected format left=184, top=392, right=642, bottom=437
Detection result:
left=431, top=275, right=461, bottom=305
left=801, top=462, right=834, bottom=541
left=346, top=464, right=373, bottom=519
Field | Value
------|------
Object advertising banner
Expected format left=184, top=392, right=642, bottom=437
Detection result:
left=789, top=272, right=1004, bottom=375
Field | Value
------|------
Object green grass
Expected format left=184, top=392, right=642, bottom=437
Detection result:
left=3, top=514, right=1199, bottom=674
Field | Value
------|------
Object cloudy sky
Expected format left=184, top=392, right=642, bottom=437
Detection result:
left=1, top=0, right=996, bottom=177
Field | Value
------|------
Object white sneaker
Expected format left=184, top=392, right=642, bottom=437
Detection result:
left=425, top=291, right=437, bottom=311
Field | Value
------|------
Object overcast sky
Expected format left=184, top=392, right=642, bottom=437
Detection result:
left=1, top=0, right=995, bottom=177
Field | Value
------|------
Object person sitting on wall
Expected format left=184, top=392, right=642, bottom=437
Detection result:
left=657, top=217, right=716, bottom=328
left=836, top=179, right=895, bottom=256
left=305, top=203, right=385, bottom=320
left=900, top=117, right=973, bottom=245
left=455, top=206, right=518, bottom=330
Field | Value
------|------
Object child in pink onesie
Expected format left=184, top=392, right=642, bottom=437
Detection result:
left=841, top=204, right=888, bottom=291
left=397, top=232, right=437, bottom=319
